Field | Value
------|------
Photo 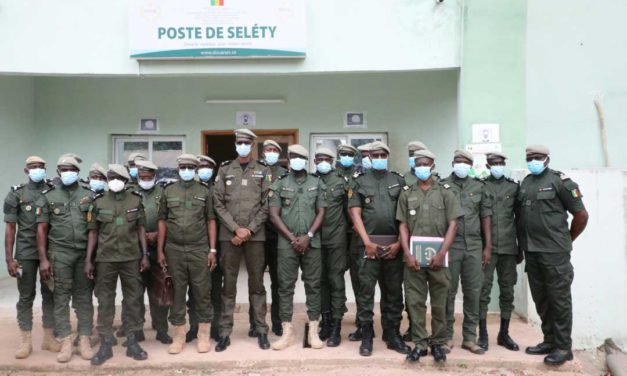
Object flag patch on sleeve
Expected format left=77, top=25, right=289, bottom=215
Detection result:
left=570, top=188, right=581, bottom=198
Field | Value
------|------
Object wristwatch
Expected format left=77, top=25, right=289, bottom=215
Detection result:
left=307, top=231, right=314, bottom=239
left=210, top=249, right=217, bottom=254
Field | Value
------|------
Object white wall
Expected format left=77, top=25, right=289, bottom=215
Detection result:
left=0, top=0, right=461, bottom=76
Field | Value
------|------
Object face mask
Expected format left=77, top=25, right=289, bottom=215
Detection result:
left=362, top=157, right=372, bottom=170
left=138, top=179, right=155, bottom=190
left=129, top=167, right=138, bottom=178
left=198, top=168, right=213, bottom=182
left=108, top=179, right=125, bottom=193
left=414, top=166, right=432, bottom=181
left=28, top=168, right=46, bottom=183
left=372, top=158, right=388, bottom=171
left=453, top=163, right=471, bottom=179
left=290, top=158, right=307, bottom=171
left=178, top=168, right=196, bottom=181
left=89, top=179, right=106, bottom=192
left=527, top=159, right=547, bottom=175
left=408, top=157, right=416, bottom=169
left=265, top=152, right=279, bottom=166
left=316, top=161, right=332, bottom=174
left=490, top=165, right=505, bottom=179
left=60, top=171, right=79, bottom=186
left=236, top=143, right=252, bottom=157
left=339, top=156, right=354, bottom=168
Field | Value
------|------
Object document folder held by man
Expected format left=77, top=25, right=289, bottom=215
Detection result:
left=410, top=236, right=447, bottom=268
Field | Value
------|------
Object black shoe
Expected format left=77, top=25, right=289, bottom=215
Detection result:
left=544, top=349, right=573, bottom=366
left=116, top=327, right=127, bottom=338
left=526, top=342, right=555, bottom=355
left=431, top=345, right=447, bottom=363
left=185, top=325, right=198, bottom=343
left=359, top=325, right=374, bottom=357
left=271, top=322, right=283, bottom=336
left=248, top=324, right=257, bottom=338
left=258, top=334, right=270, bottom=350
left=406, top=347, right=427, bottom=362
left=210, top=325, right=220, bottom=341
left=386, top=334, right=411, bottom=355
left=401, top=328, right=412, bottom=342
left=125, top=333, right=148, bottom=361
left=122, top=330, right=145, bottom=347
left=348, top=327, right=363, bottom=342
left=215, top=336, right=230, bottom=352
left=478, top=319, right=489, bottom=350
left=91, top=337, right=113, bottom=366
left=73, top=335, right=80, bottom=347
left=156, top=331, right=173, bottom=344
left=497, top=319, right=519, bottom=351
left=318, top=312, right=332, bottom=341
left=381, top=328, right=391, bottom=343
left=326, top=320, right=342, bottom=347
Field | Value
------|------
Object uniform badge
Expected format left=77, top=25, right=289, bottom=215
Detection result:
left=284, top=199, right=291, bottom=206
left=86, top=211, right=93, bottom=222
left=35, top=207, right=42, bottom=216
left=226, top=180, right=232, bottom=186
left=53, top=208, right=61, bottom=215
left=570, top=188, right=581, bottom=198
left=365, top=197, right=371, bottom=204
left=268, top=191, right=274, bottom=198
left=25, top=205, right=32, bottom=212
left=409, top=209, right=416, bottom=216
left=347, top=187, right=353, bottom=199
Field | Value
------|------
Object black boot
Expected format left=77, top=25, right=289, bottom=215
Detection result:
left=386, top=327, right=411, bottom=355
left=526, top=342, right=555, bottom=355
left=381, top=324, right=391, bottom=343
left=257, top=333, right=270, bottom=350
left=122, top=330, right=145, bottom=347
left=348, top=326, right=363, bottom=341
left=215, top=336, right=230, bottom=352
left=210, top=324, right=220, bottom=341
left=402, top=327, right=412, bottom=342
left=125, top=332, right=148, bottom=361
left=91, top=336, right=113, bottom=366
left=497, top=318, right=519, bottom=351
left=248, top=323, right=257, bottom=338
left=327, top=319, right=342, bottom=347
left=431, top=344, right=447, bottom=363
left=359, top=324, right=374, bottom=356
left=406, top=346, right=428, bottom=362
left=271, top=321, right=283, bottom=336
left=116, top=326, right=127, bottom=338
left=478, top=318, right=489, bottom=350
left=318, top=312, right=332, bottom=341
left=544, top=349, right=573, bottom=366
left=156, top=331, right=173, bottom=344
left=185, top=324, right=198, bottom=343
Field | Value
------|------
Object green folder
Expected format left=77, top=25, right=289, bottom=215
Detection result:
left=410, top=236, right=446, bottom=268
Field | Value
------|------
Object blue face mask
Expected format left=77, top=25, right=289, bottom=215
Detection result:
left=316, top=161, right=332, bottom=174
left=408, top=157, right=416, bottom=169
left=339, top=155, right=354, bottom=168
left=361, top=157, right=372, bottom=170
left=129, top=167, right=138, bottom=178
left=198, top=168, right=213, bottom=182
left=372, top=158, right=388, bottom=171
left=453, top=163, right=471, bottom=179
left=414, top=166, right=432, bottom=181
left=89, top=179, right=106, bottom=192
left=28, top=168, right=46, bottom=183
left=236, top=143, right=252, bottom=157
left=264, top=152, right=279, bottom=166
left=290, top=158, right=307, bottom=171
left=490, top=165, right=505, bottom=179
left=527, top=159, right=547, bottom=175
left=178, top=168, right=196, bottom=181
left=60, top=171, right=79, bottom=186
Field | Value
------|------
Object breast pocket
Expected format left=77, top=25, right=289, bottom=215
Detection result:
left=536, top=190, right=557, bottom=212
left=126, top=208, right=141, bottom=223
left=329, top=185, right=345, bottom=204
left=358, top=188, right=374, bottom=206
left=166, top=197, right=182, bottom=218
left=96, top=212, right=113, bottom=224
left=50, top=203, right=67, bottom=216
left=388, top=187, right=401, bottom=202
left=279, top=190, right=296, bottom=208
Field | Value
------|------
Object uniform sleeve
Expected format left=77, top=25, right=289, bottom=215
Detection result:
left=347, top=179, right=363, bottom=209
left=212, top=166, right=240, bottom=233
left=316, top=180, right=328, bottom=209
left=35, top=195, right=50, bottom=223
left=395, top=190, right=409, bottom=224
left=3, top=190, right=19, bottom=223
left=205, top=186, right=216, bottom=221
left=136, top=201, right=146, bottom=226
left=268, top=180, right=282, bottom=208
left=87, top=200, right=99, bottom=230
left=557, top=178, right=586, bottom=214
left=158, top=188, right=168, bottom=220
left=443, top=189, right=464, bottom=221
left=479, top=184, right=493, bottom=218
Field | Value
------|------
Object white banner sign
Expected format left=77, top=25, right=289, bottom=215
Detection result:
left=129, top=0, right=306, bottom=59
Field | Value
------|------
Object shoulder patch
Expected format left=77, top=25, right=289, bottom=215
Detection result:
left=220, top=160, right=232, bottom=167
left=11, top=184, right=24, bottom=192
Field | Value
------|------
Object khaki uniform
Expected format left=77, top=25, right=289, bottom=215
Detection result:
left=213, top=159, right=271, bottom=336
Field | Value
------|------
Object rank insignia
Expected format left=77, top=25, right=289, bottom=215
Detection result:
left=347, top=188, right=353, bottom=199
left=53, top=208, right=61, bottom=215
left=365, top=197, right=371, bottom=204
left=409, top=209, right=416, bottom=216
left=268, top=191, right=274, bottom=198
left=25, top=205, right=32, bottom=212
left=226, top=180, right=232, bottom=186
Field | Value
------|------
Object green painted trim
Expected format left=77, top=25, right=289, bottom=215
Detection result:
left=131, top=48, right=306, bottom=59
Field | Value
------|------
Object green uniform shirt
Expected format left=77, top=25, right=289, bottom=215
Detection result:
left=158, top=180, right=215, bottom=251
left=484, top=176, right=519, bottom=255
left=140, top=185, right=163, bottom=233
left=87, top=189, right=146, bottom=262
left=315, top=169, right=349, bottom=246
left=268, top=172, right=327, bottom=249
left=517, top=168, right=585, bottom=253
left=347, top=169, right=405, bottom=241
left=35, top=183, right=94, bottom=251
left=396, top=182, right=462, bottom=237
left=441, top=174, right=493, bottom=252
left=3, top=180, right=53, bottom=260
left=213, top=159, right=271, bottom=242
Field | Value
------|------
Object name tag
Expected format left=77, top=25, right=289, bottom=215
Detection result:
left=127, top=207, right=139, bottom=213
left=388, top=184, right=400, bottom=189
left=307, top=187, right=318, bottom=192
left=282, top=187, right=295, bottom=192
left=538, top=187, right=553, bottom=192
left=193, top=196, right=206, bottom=202
left=242, top=179, right=248, bottom=186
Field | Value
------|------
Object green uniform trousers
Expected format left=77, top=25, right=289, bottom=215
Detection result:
left=348, top=234, right=362, bottom=324
left=404, top=265, right=450, bottom=349
left=278, top=247, right=321, bottom=322
left=95, top=260, right=144, bottom=336
left=320, top=243, right=348, bottom=320
left=16, top=259, right=55, bottom=331
left=219, top=241, right=267, bottom=336
left=446, top=248, right=483, bottom=343
left=357, top=252, right=404, bottom=330
left=50, top=248, right=93, bottom=338
left=165, top=248, right=213, bottom=326
left=479, top=253, right=517, bottom=320
left=525, top=252, right=574, bottom=350
left=249, top=235, right=280, bottom=328
left=188, top=258, right=222, bottom=330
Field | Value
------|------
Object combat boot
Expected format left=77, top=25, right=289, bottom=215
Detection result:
left=327, top=319, right=342, bottom=347
left=15, top=330, right=32, bottom=359
left=90, top=336, right=113, bottom=366
left=42, top=328, right=61, bottom=352
left=478, top=318, right=489, bottom=350
left=271, top=322, right=295, bottom=350
left=79, top=335, right=95, bottom=360
left=56, top=335, right=73, bottom=363
left=126, top=332, right=148, bottom=361
left=386, top=326, right=411, bottom=355
left=308, top=321, right=324, bottom=349
left=359, top=323, right=374, bottom=356
left=318, top=312, right=332, bottom=341
left=168, top=325, right=186, bottom=354
left=197, top=323, right=211, bottom=353
left=497, top=318, right=519, bottom=351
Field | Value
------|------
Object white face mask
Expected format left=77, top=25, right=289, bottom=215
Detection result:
left=264, top=152, right=279, bottom=166
left=290, top=158, right=307, bottom=171
left=108, top=179, right=125, bottom=193
left=138, top=179, right=155, bottom=190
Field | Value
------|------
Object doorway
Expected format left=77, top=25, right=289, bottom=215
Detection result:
left=201, top=129, right=299, bottom=168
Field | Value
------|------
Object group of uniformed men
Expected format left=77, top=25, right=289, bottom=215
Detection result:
left=4, top=128, right=588, bottom=366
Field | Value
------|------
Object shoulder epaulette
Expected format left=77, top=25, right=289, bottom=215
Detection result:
left=131, top=190, right=143, bottom=198
left=439, top=182, right=451, bottom=189
left=505, top=176, right=518, bottom=184
left=402, top=185, right=410, bottom=191
left=42, top=185, right=56, bottom=194
left=277, top=172, right=289, bottom=180
left=352, top=171, right=364, bottom=179
left=199, top=181, right=212, bottom=189
left=257, top=159, right=267, bottom=167
left=220, top=160, right=232, bottom=167
left=92, top=192, right=104, bottom=200
left=343, top=176, right=349, bottom=183
left=10, top=184, right=24, bottom=192
left=309, top=173, right=319, bottom=179
left=80, top=178, right=89, bottom=184
left=391, top=171, right=403, bottom=177
left=552, top=170, right=570, bottom=181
